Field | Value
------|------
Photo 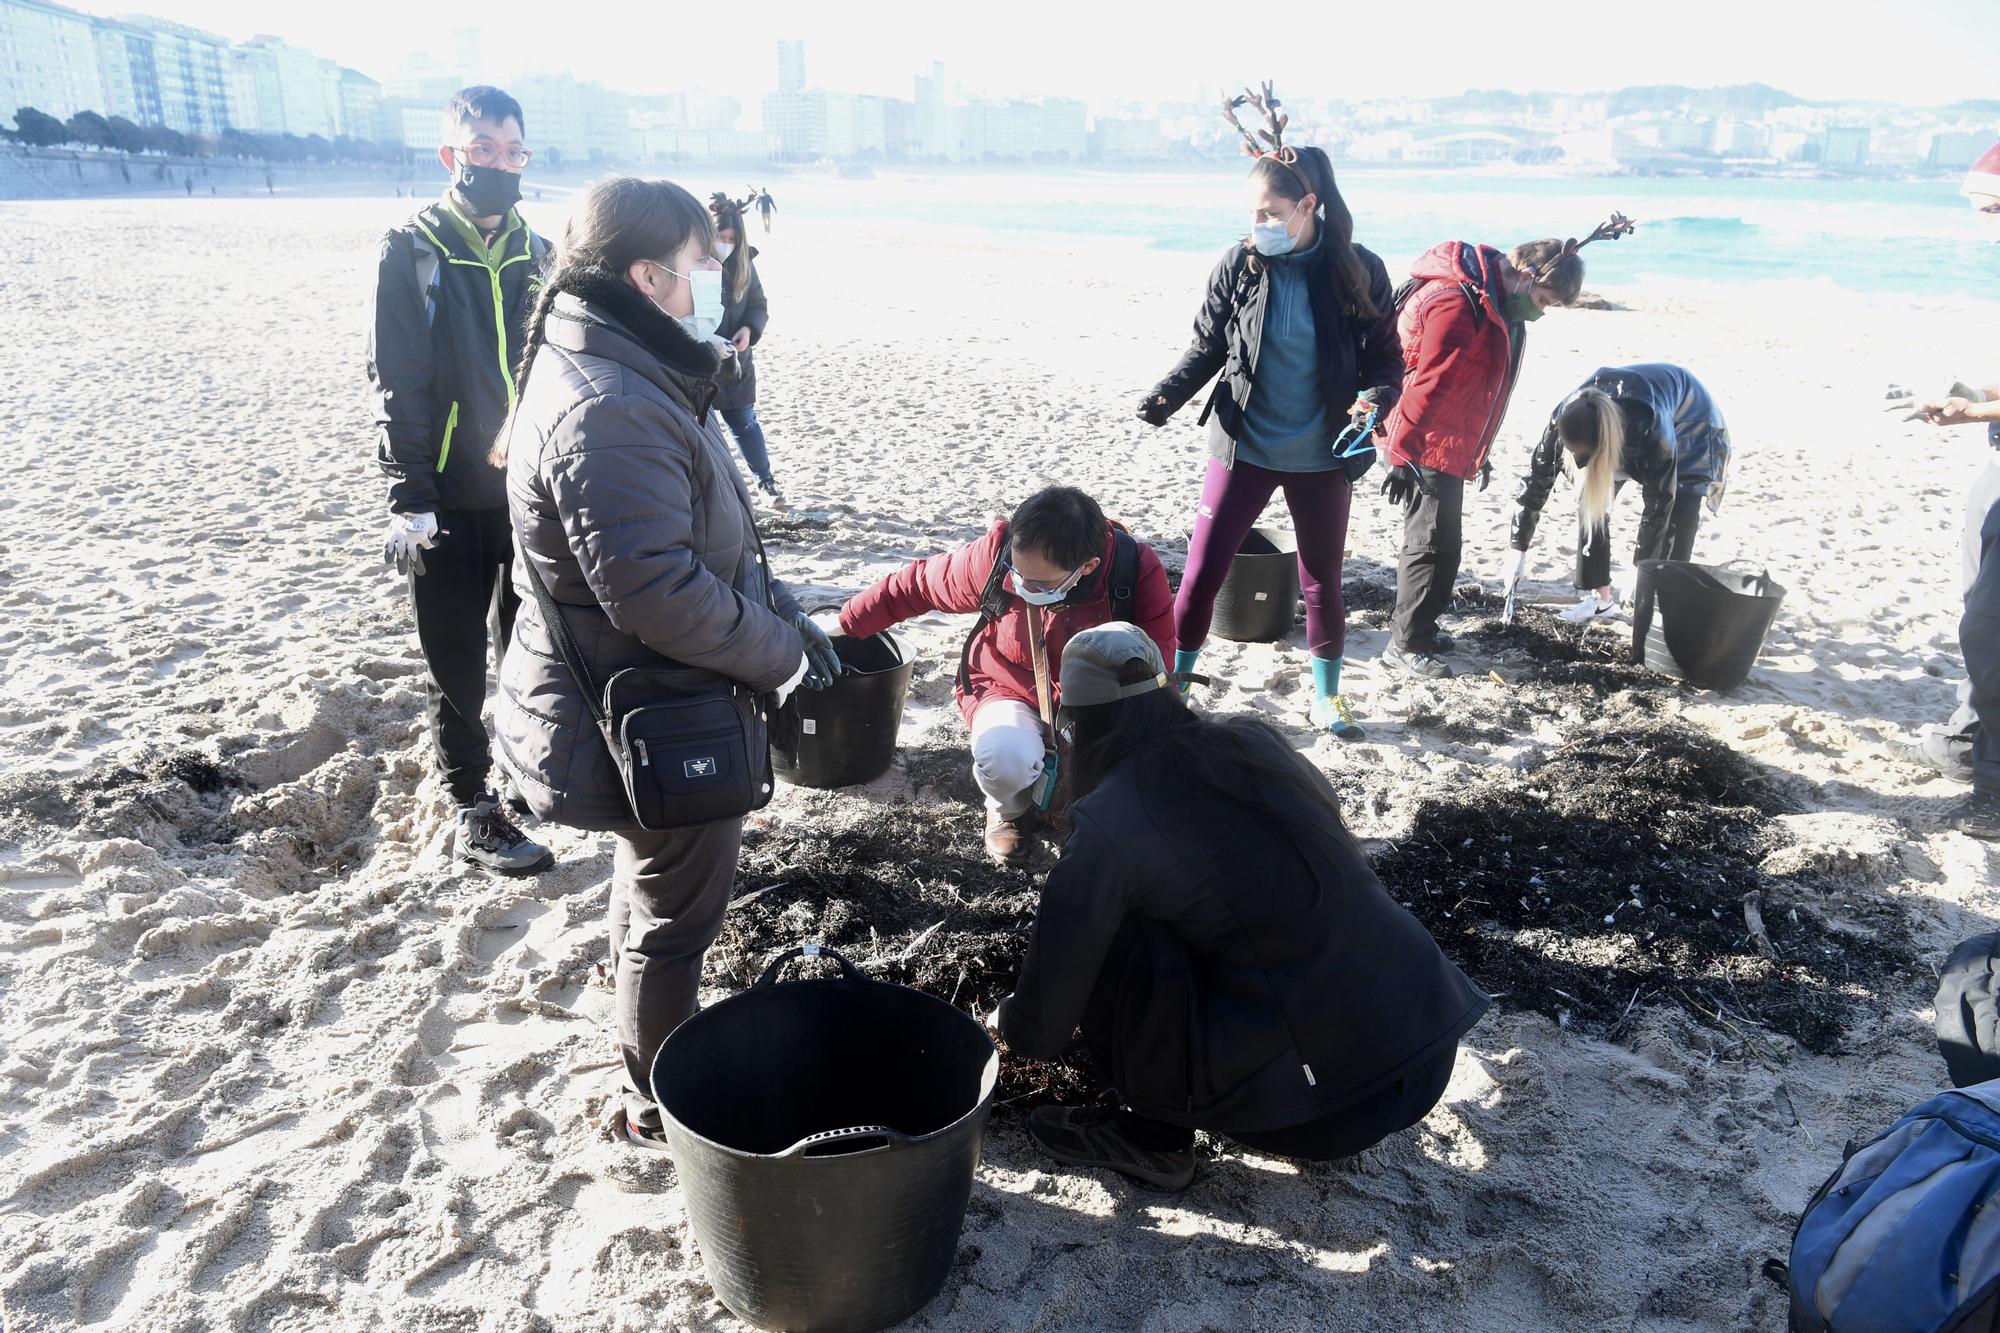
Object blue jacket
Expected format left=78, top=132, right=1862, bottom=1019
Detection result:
left=1511, top=363, right=1731, bottom=555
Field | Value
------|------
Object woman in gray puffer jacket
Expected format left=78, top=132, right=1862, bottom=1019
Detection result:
left=493, top=177, right=838, bottom=1148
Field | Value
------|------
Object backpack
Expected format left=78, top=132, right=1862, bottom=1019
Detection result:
left=1390, top=274, right=1488, bottom=331
left=1786, top=1080, right=2000, bottom=1332
left=954, top=525, right=1142, bottom=695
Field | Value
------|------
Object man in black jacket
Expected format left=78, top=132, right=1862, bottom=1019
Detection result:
left=367, top=85, right=554, bottom=874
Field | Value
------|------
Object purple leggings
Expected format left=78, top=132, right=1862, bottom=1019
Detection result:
left=1175, top=457, right=1352, bottom=660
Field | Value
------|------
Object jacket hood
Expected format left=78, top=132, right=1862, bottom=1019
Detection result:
left=1409, top=241, right=1511, bottom=322
left=544, top=264, right=724, bottom=381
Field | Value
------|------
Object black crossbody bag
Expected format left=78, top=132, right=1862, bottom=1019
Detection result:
left=523, top=534, right=777, bottom=833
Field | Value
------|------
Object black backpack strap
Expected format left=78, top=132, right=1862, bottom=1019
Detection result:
left=1108, top=530, right=1140, bottom=623
left=955, top=538, right=1014, bottom=694
left=1390, top=275, right=1422, bottom=314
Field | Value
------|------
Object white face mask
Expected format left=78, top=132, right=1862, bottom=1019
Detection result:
left=650, top=261, right=726, bottom=340
left=714, top=241, right=735, bottom=260
left=1009, top=565, right=1083, bottom=607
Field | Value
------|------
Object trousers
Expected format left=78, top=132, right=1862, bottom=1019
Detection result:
left=610, top=818, right=745, bottom=1127
left=410, top=506, right=517, bottom=806
left=1577, top=487, right=1703, bottom=591
left=717, top=404, right=772, bottom=483
left=1175, top=458, right=1352, bottom=659
left=1390, top=468, right=1466, bottom=651
left=970, top=696, right=1046, bottom=818
left=1965, top=493, right=2000, bottom=799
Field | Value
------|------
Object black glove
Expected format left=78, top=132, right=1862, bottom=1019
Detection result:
left=1477, top=459, right=1493, bottom=492
left=1379, top=464, right=1420, bottom=507
left=791, top=613, right=842, bottom=690
left=1136, top=392, right=1173, bottom=427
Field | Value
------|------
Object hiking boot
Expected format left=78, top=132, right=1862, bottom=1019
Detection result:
left=1951, top=791, right=2000, bottom=841
left=984, top=807, right=1037, bottom=866
left=1894, top=731, right=1974, bottom=782
left=1025, top=1103, right=1196, bottom=1191
left=1309, top=694, right=1367, bottom=741
left=1384, top=641, right=1455, bottom=680
left=455, top=793, right=556, bottom=875
left=1558, top=594, right=1620, bottom=623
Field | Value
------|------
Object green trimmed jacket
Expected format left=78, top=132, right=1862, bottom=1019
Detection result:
left=366, top=197, right=551, bottom=514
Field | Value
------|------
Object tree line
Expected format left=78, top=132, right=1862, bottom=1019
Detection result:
left=4, top=106, right=407, bottom=164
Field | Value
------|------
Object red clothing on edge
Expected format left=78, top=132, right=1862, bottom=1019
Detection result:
left=1383, top=241, right=1523, bottom=482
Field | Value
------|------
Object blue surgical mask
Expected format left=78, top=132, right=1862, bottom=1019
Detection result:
left=1251, top=204, right=1301, bottom=257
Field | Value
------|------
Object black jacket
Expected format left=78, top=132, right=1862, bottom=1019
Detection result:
left=1510, top=364, right=1730, bottom=559
left=367, top=199, right=551, bottom=514
left=713, top=247, right=769, bottom=412
left=997, top=724, right=1488, bottom=1134
left=1147, top=240, right=1404, bottom=467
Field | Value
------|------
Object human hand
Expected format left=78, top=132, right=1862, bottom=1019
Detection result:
left=1380, top=465, right=1418, bottom=507
left=791, top=612, right=842, bottom=690
left=1136, top=392, right=1172, bottom=427
left=1918, top=397, right=1979, bottom=427
left=732, top=328, right=752, bottom=354
left=383, top=511, right=441, bottom=577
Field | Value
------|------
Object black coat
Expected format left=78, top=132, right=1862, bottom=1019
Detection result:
left=996, top=724, right=1488, bottom=1134
left=1147, top=239, right=1404, bottom=467
left=714, top=247, right=769, bottom=411
left=366, top=199, right=552, bottom=513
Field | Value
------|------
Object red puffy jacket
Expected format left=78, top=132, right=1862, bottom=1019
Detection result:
left=839, top=519, right=1176, bottom=727
left=1383, top=242, right=1525, bottom=481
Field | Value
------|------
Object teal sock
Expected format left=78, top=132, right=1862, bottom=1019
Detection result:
left=1311, top=656, right=1342, bottom=700
left=1174, top=649, right=1201, bottom=678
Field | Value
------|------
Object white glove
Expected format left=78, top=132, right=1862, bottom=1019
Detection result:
left=383, top=511, right=441, bottom=577
left=772, top=652, right=811, bottom=708
left=1613, top=569, right=1640, bottom=605
left=1499, top=547, right=1529, bottom=593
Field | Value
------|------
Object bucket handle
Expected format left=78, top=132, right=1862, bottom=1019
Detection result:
left=753, top=943, right=868, bottom=989
left=785, top=1124, right=913, bottom=1158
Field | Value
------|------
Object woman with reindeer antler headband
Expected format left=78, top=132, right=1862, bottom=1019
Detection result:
left=707, top=191, right=783, bottom=505
left=1138, top=83, right=1403, bottom=740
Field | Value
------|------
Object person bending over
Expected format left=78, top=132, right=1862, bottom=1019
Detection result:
left=837, top=488, right=1173, bottom=866
left=1505, top=363, right=1732, bottom=622
left=993, top=623, right=1489, bottom=1190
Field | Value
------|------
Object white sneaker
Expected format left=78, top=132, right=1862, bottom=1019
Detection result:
left=1558, top=595, right=1619, bottom=623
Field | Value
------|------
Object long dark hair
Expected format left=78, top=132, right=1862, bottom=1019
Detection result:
left=1062, top=658, right=1358, bottom=864
left=1249, top=146, right=1376, bottom=318
left=710, top=197, right=754, bottom=303
left=498, top=176, right=714, bottom=463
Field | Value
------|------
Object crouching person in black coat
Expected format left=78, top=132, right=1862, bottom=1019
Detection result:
left=994, top=623, right=1489, bottom=1190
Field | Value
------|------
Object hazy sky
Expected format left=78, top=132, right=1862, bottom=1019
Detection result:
left=78, top=0, right=2000, bottom=110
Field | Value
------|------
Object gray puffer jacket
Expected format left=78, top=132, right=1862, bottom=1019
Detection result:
left=496, top=277, right=804, bottom=832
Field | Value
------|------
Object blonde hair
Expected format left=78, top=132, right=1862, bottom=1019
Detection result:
left=1556, top=388, right=1625, bottom=533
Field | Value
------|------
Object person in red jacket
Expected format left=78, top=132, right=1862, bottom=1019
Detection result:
left=1377, top=238, right=1587, bottom=678
left=838, top=487, right=1175, bottom=865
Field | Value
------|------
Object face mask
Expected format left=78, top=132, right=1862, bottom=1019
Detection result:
left=1009, top=565, right=1081, bottom=607
left=1504, top=290, right=1545, bottom=323
left=714, top=241, right=735, bottom=260
left=451, top=160, right=521, bottom=218
left=650, top=263, right=726, bottom=339
left=1250, top=204, right=1300, bottom=257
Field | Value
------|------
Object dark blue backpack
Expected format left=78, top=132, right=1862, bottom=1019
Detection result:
left=1789, top=1081, right=2000, bottom=1331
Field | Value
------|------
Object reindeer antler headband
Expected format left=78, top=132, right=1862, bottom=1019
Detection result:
left=709, top=190, right=759, bottom=217
left=1535, top=212, right=1637, bottom=277
left=1221, top=81, right=1312, bottom=194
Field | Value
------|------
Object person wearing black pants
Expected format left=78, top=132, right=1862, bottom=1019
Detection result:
left=1390, top=469, right=1467, bottom=661
left=1576, top=484, right=1703, bottom=591
left=367, top=85, right=555, bottom=874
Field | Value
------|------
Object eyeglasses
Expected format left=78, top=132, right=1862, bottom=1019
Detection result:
left=1005, top=560, right=1084, bottom=597
left=457, top=140, right=533, bottom=169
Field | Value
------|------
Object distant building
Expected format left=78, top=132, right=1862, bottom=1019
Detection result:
left=637, top=125, right=777, bottom=165
left=233, top=35, right=342, bottom=139
left=513, top=69, right=634, bottom=163
left=1930, top=129, right=1998, bottom=172
left=776, top=39, right=805, bottom=97
left=337, top=68, right=382, bottom=142
left=914, top=60, right=956, bottom=160
left=1820, top=126, right=1870, bottom=168
left=0, top=0, right=100, bottom=121
left=1090, top=115, right=1169, bottom=162
left=119, top=16, right=232, bottom=136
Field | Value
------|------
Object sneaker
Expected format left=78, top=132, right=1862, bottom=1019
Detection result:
left=455, top=793, right=556, bottom=875
left=1384, top=641, right=1455, bottom=680
left=1951, top=791, right=2000, bottom=841
left=1893, top=731, right=1974, bottom=782
left=624, top=1117, right=673, bottom=1152
left=1309, top=693, right=1367, bottom=740
left=1025, top=1103, right=1196, bottom=1191
left=1427, top=630, right=1457, bottom=654
left=1558, top=594, right=1619, bottom=624
left=984, top=807, right=1038, bottom=867
left=757, top=477, right=788, bottom=510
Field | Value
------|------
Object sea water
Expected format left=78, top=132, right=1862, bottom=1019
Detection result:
left=775, top=167, right=1989, bottom=302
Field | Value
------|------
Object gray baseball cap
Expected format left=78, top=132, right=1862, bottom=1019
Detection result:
left=1059, top=622, right=1170, bottom=708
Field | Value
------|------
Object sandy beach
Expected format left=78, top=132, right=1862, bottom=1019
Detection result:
left=4, top=190, right=2000, bottom=1331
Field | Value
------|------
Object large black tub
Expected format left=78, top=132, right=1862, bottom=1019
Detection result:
left=1211, top=526, right=1299, bottom=643
left=1631, top=559, right=1787, bottom=693
left=770, top=622, right=914, bottom=789
left=651, top=945, right=999, bottom=1333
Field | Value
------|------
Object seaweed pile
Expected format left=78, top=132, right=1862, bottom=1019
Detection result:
left=1373, top=723, right=1914, bottom=1053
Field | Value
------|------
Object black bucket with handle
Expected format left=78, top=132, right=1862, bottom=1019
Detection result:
left=650, top=945, right=999, bottom=1333
left=1211, top=526, right=1299, bottom=643
left=1631, top=559, right=1787, bottom=693
left=770, top=609, right=915, bottom=789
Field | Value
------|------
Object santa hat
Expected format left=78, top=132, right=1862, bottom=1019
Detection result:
left=1963, top=142, right=2000, bottom=197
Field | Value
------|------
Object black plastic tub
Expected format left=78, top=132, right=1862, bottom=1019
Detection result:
left=1211, top=527, right=1299, bottom=643
left=651, top=946, right=999, bottom=1333
left=1631, top=560, right=1786, bottom=693
left=770, top=625, right=914, bottom=789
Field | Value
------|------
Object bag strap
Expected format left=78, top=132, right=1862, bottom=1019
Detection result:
left=955, top=533, right=1014, bottom=694
left=522, top=549, right=608, bottom=730
left=1025, top=603, right=1055, bottom=731
left=1108, top=529, right=1139, bottom=623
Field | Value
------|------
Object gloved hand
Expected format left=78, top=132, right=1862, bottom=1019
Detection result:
left=1379, top=464, right=1420, bottom=507
left=791, top=612, right=842, bottom=691
left=1136, top=391, right=1173, bottom=427
left=383, top=512, right=441, bottom=577
left=1477, top=458, right=1493, bottom=492
left=1499, top=547, right=1529, bottom=594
